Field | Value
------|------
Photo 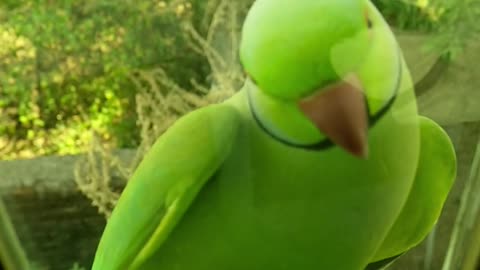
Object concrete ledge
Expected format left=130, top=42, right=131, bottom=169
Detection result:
left=0, top=150, right=135, bottom=270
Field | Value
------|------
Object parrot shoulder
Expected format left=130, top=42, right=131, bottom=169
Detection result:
left=92, top=103, right=241, bottom=270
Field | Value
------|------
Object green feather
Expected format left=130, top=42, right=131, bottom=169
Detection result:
left=92, top=104, right=240, bottom=270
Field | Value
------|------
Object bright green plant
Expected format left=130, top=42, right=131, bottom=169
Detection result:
left=0, top=0, right=210, bottom=159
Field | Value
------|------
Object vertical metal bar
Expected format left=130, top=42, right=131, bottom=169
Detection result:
left=424, top=225, right=437, bottom=270
left=0, top=198, right=30, bottom=270
left=442, top=137, right=480, bottom=270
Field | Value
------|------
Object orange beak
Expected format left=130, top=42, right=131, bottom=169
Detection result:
left=298, top=75, right=368, bottom=158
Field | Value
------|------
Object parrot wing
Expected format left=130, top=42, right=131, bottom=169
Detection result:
left=91, top=104, right=241, bottom=270
left=370, top=116, right=457, bottom=262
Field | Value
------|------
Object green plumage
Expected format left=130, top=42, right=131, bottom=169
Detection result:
left=92, top=0, right=456, bottom=269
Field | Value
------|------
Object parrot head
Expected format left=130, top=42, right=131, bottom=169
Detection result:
left=240, top=0, right=402, bottom=158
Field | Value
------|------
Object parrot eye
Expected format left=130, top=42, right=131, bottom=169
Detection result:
left=364, top=10, right=373, bottom=29
left=367, top=18, right=373, bottom=29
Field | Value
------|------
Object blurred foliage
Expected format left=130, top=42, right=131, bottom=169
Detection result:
left=427, top=0, right=480, bottom=58
left=373, top=0, right=480, bottom=58
left=0, top=0, right=210, bottom=159
left=372, top=0, right=445, bottom=32
left=75, top=0, right=241, bottom=219
left=69, top=262, right=86, bottom=270
left=0, top=0, right=478, bottom=160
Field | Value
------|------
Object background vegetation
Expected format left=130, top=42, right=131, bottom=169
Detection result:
left=0, top=0, right=212, bottom=159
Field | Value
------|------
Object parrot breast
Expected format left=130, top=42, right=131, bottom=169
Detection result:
left=139, top=78, right=420, bottom=270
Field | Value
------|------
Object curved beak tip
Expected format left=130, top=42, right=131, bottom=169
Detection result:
left=351, top=138, right=369, bottom=159
left=298, top=75, right=369, bottom=159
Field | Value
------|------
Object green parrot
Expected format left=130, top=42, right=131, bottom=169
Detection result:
left=92, top=0, right=456, bottom=269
